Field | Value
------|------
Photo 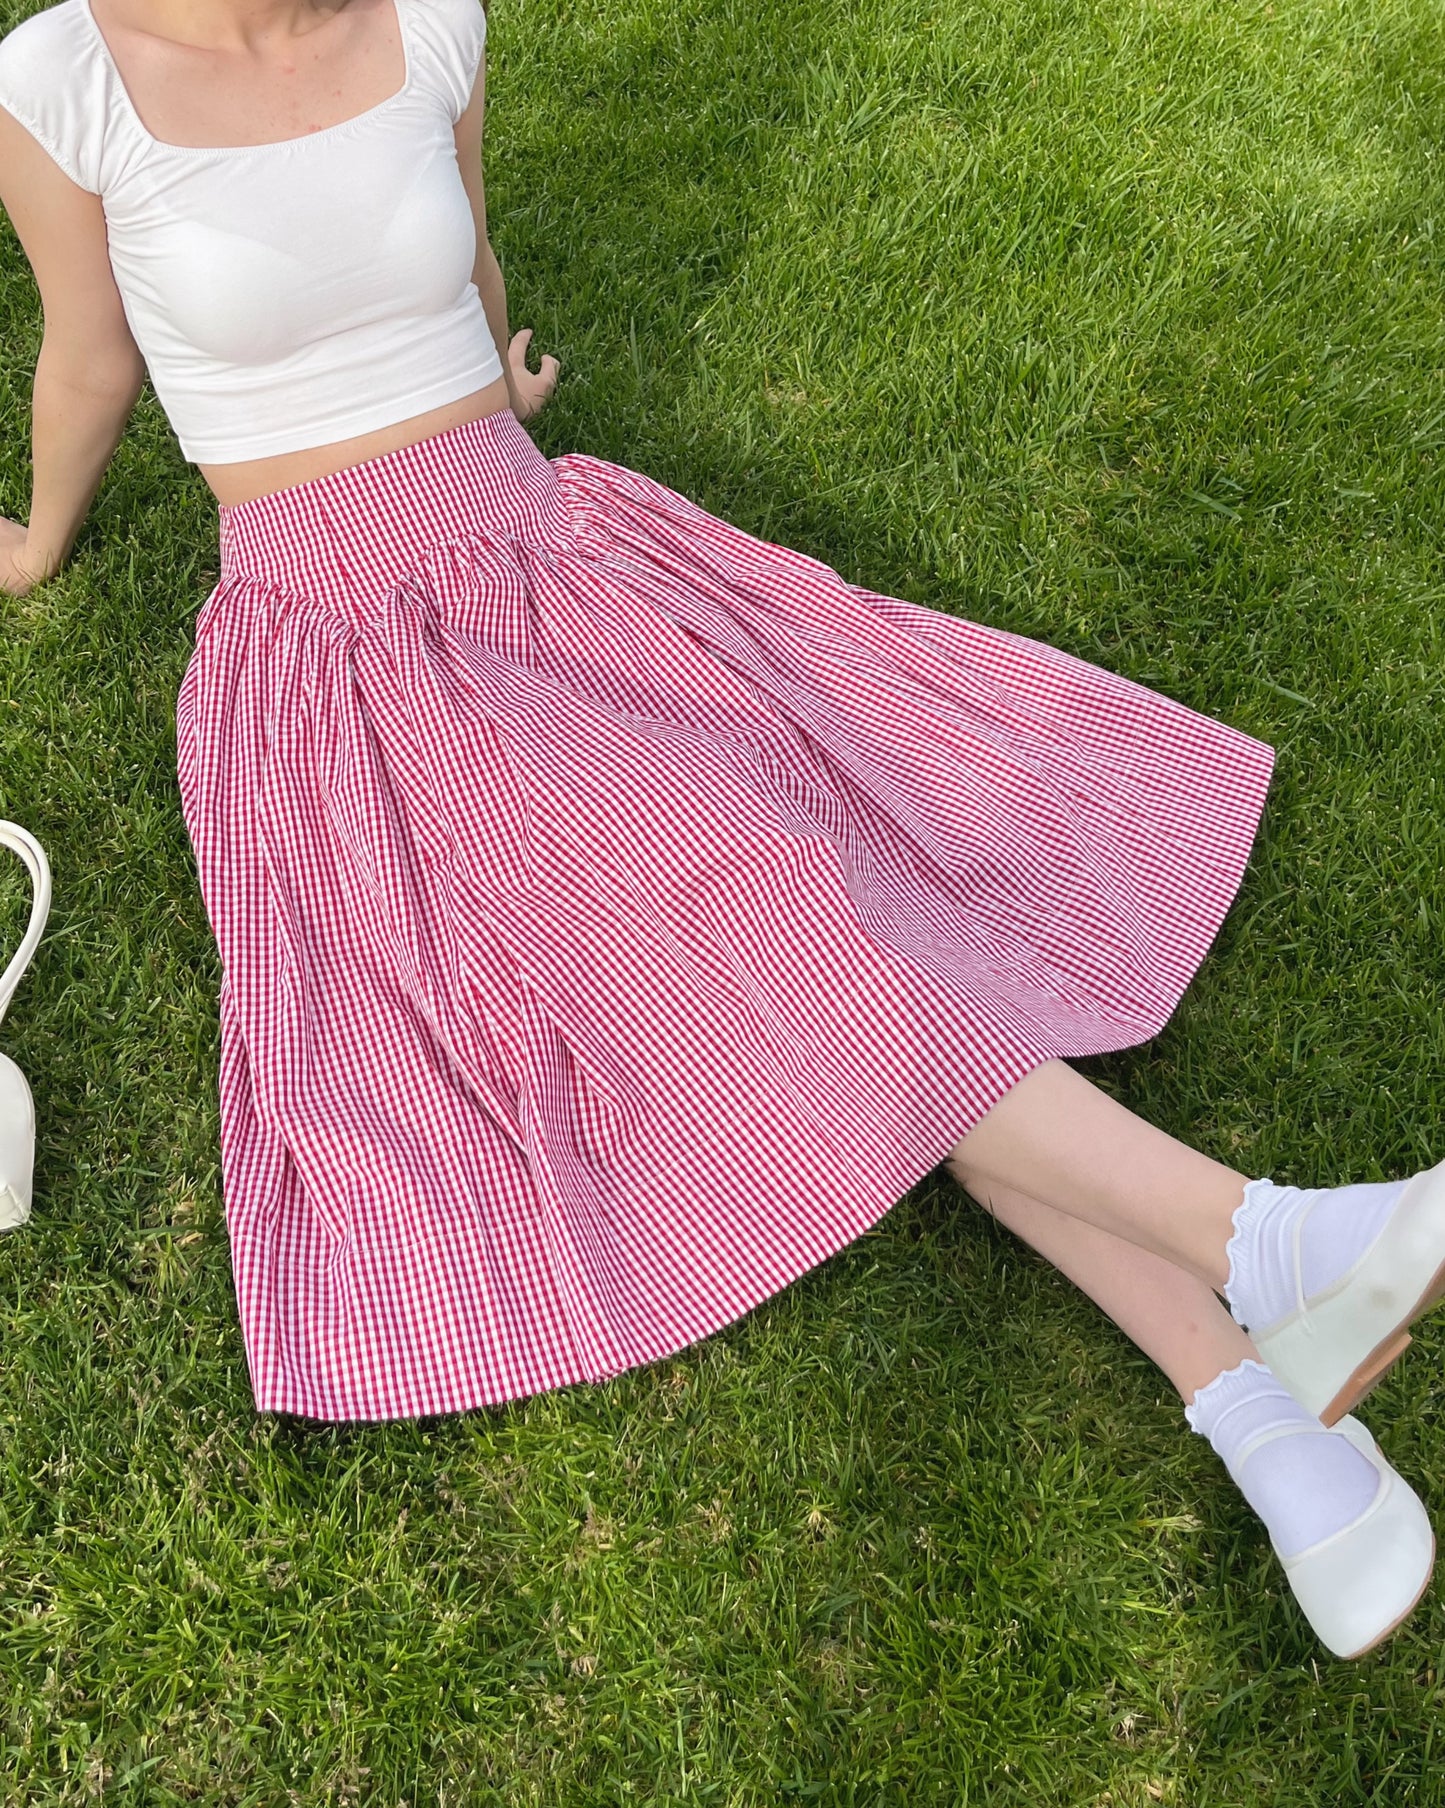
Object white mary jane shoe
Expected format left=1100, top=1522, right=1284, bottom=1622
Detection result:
left=0, top=822, right=52, bottom=1232
left=1243, top=1165, right=1445, bottom=1427
left=1273, top=1415, right=1435, bottom=1661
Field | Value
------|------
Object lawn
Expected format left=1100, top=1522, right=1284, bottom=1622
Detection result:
left=2, top=0, right=1444, bottom=1799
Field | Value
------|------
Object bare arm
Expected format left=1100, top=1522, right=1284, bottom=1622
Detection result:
left=0, top=107, right=146, bottom=597
left=453, top=43, right=557, bottom=424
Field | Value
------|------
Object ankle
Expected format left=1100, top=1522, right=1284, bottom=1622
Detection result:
left=1221, top=1175, right=1409, bottom=1335
left=1187, top=1359, right=1381, bottom=1561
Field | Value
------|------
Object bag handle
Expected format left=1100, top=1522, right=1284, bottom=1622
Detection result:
left=0, top=822, right=52, bottom=1032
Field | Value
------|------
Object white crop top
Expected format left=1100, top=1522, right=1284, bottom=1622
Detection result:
left=0, top=0, right=505, bottom=462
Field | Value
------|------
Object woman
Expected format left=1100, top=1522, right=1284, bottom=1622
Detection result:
left=0, top=0, right=1440, bottom=1661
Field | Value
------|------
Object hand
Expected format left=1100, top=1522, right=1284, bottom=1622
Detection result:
left=0, top=517, right=48, bottom=598
left=506, top=328, right=560, bottom=425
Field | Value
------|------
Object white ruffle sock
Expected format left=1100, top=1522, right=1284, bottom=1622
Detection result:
left=1222, top=1178, right=1407, bottom=1334
left=1187, top=1359, right=1435, bottom=1658
left=1186, top=1360, right=1378, bottom=1551
left=1222, top=1166, right=1445, bottom=1422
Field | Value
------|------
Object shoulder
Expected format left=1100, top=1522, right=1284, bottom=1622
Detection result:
left=0, top=0, right=96, bottom=80
left=0, top=1, right=114, bottom=192
left=402, top=0, right=487, bottom=123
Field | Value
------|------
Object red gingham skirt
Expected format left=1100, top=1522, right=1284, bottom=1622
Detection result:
left=176, top=409, right=1274, bottom=1421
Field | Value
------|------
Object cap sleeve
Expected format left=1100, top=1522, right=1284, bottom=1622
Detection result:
left=404, top=0, right=487, bottom=125
left=0, top=5, right=110, bottom=193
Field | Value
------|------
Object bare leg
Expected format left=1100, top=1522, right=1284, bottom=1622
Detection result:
left=947, top=1060, right=1247, bottom=1288
left=956, top=1172, right=1258, bottom=1401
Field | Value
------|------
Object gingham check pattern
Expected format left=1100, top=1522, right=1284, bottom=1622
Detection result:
left=175, top=409, right=1275, bottom=1421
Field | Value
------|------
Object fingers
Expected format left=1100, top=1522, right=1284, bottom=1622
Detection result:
left=504, top=330, right=561, bottom=422
left=0, top=519, right=38, bottom=597
left=529, top=360, right=560, bottom=402
left=507, top=329, right=561, bottom=379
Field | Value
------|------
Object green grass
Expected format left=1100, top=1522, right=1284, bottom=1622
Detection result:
left=3, top=0, right=1445, bottom=1798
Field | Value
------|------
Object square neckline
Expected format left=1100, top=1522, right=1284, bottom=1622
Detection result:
left=76, top=0, right=414, bottom=154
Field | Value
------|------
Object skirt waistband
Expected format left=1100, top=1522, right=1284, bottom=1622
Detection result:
left=215, top=410, right=577, bottom=611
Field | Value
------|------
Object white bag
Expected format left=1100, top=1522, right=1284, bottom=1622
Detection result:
left=0, top=822, right=52, bottom=1232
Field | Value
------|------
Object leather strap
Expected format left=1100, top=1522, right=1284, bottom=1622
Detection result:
left=0, top=822, right=52, bottom=1031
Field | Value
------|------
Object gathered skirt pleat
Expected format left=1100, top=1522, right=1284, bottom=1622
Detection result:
left=174, top=409, right=1274, bottom=1421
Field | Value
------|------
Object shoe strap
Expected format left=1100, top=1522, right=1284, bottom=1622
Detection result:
left=0, top=824, right=52, bottom=1032
left=1290, top=1190, right=1318, bottom=1324
left=1231, top=1417, right=1341, bottom=1473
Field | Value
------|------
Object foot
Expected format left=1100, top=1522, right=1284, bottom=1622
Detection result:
left=1187, top=1360, right=1436, bottom=1659
left=1285, top=1416, right=1436, bottom=1660
left=1223, top=1162, right=1445, bottom=1424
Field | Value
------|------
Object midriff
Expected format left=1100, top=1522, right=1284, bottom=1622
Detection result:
left=199, top=375, right=513, bottom=506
